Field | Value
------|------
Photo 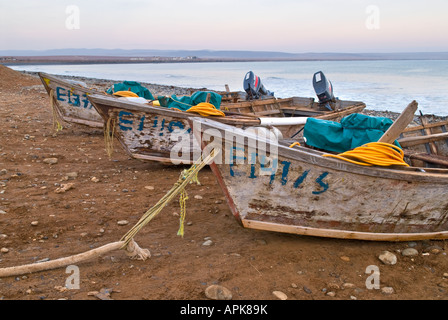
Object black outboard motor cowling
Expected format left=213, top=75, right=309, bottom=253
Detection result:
left=243, top=71, right=274, bottom=100
left=313, top=71, right=336, bottom=110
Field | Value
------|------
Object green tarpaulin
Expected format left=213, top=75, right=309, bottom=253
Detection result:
left=157, top=91, right=222, bottom=111
left=303, top=113, right=400, bottom=153
left=106, top=81, right=155, bottom=100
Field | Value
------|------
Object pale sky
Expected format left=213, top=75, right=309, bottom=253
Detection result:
left=1, top=0, right=447, bottom=53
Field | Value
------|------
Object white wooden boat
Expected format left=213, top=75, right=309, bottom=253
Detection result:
left=38, top=72, right=242, bottom=129
left=190, top=116, right=448, bottom=241
left=39, top=72, right=104, bottom=128
left=87, top=93, right=365, bottom=164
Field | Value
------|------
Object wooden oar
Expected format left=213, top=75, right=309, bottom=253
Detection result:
left=378, top=100, right=418, bottom=144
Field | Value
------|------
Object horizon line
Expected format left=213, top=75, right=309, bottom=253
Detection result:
left=1, top=48, right=448, bottom=55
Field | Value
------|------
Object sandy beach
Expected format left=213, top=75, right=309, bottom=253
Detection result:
left=1, top=64, right=447, bottom=301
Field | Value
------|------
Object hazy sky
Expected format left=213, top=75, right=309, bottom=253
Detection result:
left=1, top=0, right=447, bottom=53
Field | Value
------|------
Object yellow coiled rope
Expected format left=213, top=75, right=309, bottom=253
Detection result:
left=323, top=142, right=409, bottom=167
left=186, top=102, right=225, bottom=117
left=157, top=96, right=225, bottom=117
left=113, top=90, right=139, bottom=98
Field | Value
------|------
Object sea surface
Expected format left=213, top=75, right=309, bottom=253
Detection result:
left=10, top=59, right=448, bottom=116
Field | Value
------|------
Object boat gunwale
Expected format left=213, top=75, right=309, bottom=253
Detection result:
left=38, top=72, right=105, bottom=127
left=88, top=93, right=368, bottom=130
left=38, top=72, right=101, bottom=96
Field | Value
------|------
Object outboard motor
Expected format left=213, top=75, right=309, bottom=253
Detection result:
left=313, top=71, right=336, bottom=110
left=243, top=71, right=274, bottom=100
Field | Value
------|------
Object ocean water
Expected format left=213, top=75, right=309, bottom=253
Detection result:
left=10, top=59, right=448, bottom=116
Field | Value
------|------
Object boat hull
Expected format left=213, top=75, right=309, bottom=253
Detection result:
left=192, top=117, right=448, bottom=241
left=88, top=94, right=365, bottom=164
left=39, top=72, right=104, bottom=128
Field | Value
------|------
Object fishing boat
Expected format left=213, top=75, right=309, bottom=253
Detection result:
left=38, top=72, right=243, bottom=129
left=39, top=72, right=105, bottom=128
left=189, top=103, right=448, bottom=241
left=87, top=93, right=365, bottom=164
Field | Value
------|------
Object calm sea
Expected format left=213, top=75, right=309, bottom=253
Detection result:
left=10, top=60, right=448, bottom=116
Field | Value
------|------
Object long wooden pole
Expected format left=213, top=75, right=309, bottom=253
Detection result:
left=0, top=242, right=123, bottom=278
left=378, top=100, right=418, bottom=144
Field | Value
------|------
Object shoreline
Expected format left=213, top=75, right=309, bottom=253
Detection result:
left=2, top=51, right=448, bottom=65
left=5, top=58, right=448, bottom=67
left=21, top=69, right=447, bottom=123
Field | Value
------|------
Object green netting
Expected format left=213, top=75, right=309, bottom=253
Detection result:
left=106, top=81, right=155, bottom=100
left=157, top=91, right=222, bottom=111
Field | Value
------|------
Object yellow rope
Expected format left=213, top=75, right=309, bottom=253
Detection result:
left=177, top=166, right=202, bottom=236
left=104, top=116, right=116, bottom=157
left=186, top=102, right=225, bottom=117
left=323, top=142, right=409, bottom=167
left=49, top=89, right=63, bottom=133
left=120, top=148, right=218, bottom=247
left=289, top=142, right=301, bottom=148
left=177, top=189, right=188, bottom=237
left=0, top=149, right=219, bottom=278
left=113, top=90, right=139, bottom=98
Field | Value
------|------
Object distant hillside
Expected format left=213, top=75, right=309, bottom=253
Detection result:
left=0, top=48, right=298, bottom=59
left=1, top=48, right=448, bottom=62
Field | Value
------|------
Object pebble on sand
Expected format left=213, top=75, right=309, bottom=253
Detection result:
left=55, top=183, right=74, bottom=194
left=402, top=248, right=419, bottom=257
left=66, top=172, right=78, bottom=179
left=43, top=158, right=58, bottom=165
left=205, top=285, right=232, bottom=300
left=202, top=240, right=213, bottom=246
left=273, top=291, right=288, bottom=300
left=378, top=251, right=397, bottom=265
left=381, top=287, right=395, bottom=295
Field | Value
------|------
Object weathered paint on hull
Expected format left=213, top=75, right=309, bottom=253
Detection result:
left=194, top=117, right=448, bottom=241
left=39, top=72, right=104, bottom=127
left=89, top=95, right=207, bottom=163
left=218, top=150, right=448, bottom=235
left=107, top=107, right=201, bottom=163
left=88, top=94, right=366, bottom=164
